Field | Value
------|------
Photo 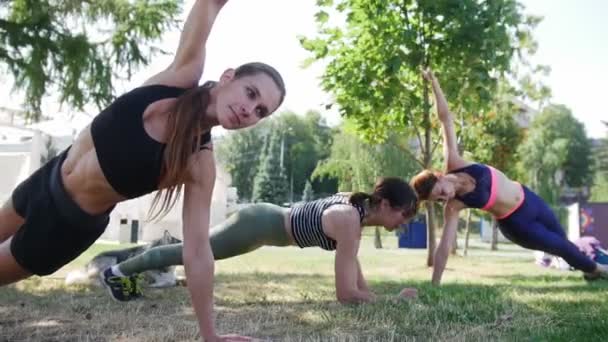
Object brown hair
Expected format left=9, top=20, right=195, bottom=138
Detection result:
left=148, top=62, right=286, bottom=220
left=349, top=177, right=419, bottom=218
left=410, top=170, right=442, bottom=201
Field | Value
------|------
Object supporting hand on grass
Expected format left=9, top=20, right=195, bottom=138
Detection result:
left=398, top=287, right=418, bottom=299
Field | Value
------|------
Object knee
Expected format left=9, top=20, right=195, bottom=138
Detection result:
left=143, top=248, right=164, bottom=266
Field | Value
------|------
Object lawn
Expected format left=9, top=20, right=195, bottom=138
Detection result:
left=1, top=236, right=607, bottom=341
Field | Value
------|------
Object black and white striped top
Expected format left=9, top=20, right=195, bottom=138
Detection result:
left=290, top=194, right=366, bottom=251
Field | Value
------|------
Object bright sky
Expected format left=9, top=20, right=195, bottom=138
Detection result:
left=4, top=0, right=607, bottom=138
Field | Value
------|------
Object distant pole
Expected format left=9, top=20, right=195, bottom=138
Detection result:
left=280, top=134, right=285, bottom=170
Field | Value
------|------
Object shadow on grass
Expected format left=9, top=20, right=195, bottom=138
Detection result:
left=1, top=272, right=607, bottom=341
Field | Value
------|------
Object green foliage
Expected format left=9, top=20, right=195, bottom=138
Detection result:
left=313, top=119, right=419, bottom=191
left=590, top=173, right=608, bottom=202
left=215, top=120, right=271, bottom=201
left=461, top=82, right=523, bottom=176
left=277, top=111, right=335, bottom=200
left=301, top=180, right=315, bottom=202
left=517, top=104, right=592, bottom=204
left=301, top=0, right=539, bottom=148
left=590, top=122, right=608, bottom=201
left=216, top=111, right=335, bottom=202
left=0, top=0, right=180, bottom=121
left=251, top=132, right=289, bottom=204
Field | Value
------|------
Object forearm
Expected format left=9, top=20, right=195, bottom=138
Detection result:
left=355, top=260, right=371, bottom=292
left=429, top=79, right=452, bottom=121
left=174, top=0, right=225, bottom=67
left=184, top=242, right=216, bottom=340
left=431, top=246, right=450, bottom=285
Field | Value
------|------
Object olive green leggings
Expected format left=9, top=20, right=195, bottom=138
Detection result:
left=117, top=203, right=290, bottom=276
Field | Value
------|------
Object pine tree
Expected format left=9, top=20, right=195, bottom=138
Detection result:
left=252, top=133, right=288, bottom=204
left=0, top=0, right=180, bottom=121
left=301, top=180, right=315, bottom=202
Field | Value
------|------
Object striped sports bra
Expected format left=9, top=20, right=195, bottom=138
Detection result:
left=290, top=194, right=366, bottom=251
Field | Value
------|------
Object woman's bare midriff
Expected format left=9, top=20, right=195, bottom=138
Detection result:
left=60, top=126, right=126, bottom=215
left=59, top=99, right=176, bottom=216
left=487, top=168, right=524, bottom=218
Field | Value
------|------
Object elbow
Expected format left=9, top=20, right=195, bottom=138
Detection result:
left=182, top=241, right=212, bottom=269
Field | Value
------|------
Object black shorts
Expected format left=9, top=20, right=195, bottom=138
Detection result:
left=10, top=148, right=113, bottom=276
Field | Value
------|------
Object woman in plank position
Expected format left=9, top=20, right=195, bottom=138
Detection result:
left=103, top=177, right=420, bottom=303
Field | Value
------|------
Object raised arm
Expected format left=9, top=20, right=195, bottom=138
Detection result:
left=327, top=207, right=375, bottom=304
left=431, top=200, right=465, bottom=285
left=145, top=0, right=228, bottom=88
left=182, top=149, right=252, bottom=341
left=422, top=69, right=468, bottom=171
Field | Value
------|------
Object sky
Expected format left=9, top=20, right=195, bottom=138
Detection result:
left=3, top=0, right=608, bottom=138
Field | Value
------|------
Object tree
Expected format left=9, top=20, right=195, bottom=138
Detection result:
left=302, top=0, right=541, bottom=265
left=313, top=120, right=419, bottom=192
left=251, top=133, right=289, bottom=204
left=590, top=121, right=608, bottom=201
left=216, top=111, right=336, bottom=202
left=517, top=104, right=593, bottom=205
left=461, top=84, right=524, bottom=251
left=301, top=180, right=315, bottom=202
left=0, top=0, right=180, bottom=121
left=215, top=120, right=271, bottom=201
left=276, top=111, right=334, bottom=202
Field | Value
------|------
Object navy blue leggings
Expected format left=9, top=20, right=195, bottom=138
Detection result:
left=497, top=186, right=596, bottom=273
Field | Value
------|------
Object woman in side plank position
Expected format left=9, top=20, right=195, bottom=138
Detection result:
left=0, top=1, right=285, bottom=340
left=410, top=69, right=608, bottom=285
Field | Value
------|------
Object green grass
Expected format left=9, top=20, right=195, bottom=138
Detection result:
left=1, top=236, right=607, bottom=341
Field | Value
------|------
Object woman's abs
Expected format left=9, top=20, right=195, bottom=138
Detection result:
left=61, top=127, right=125, bottom=215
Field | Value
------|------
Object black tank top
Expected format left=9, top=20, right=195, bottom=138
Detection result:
left=90, top=84, right=211, bottom=199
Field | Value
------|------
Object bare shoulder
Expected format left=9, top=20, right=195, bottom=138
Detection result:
left=324, top=204, right=360, bottom=222
left=323, top=204, right=361, bottom=239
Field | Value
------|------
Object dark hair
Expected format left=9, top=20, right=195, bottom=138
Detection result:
left=148, top=62, right=285, bottom=220
left=234, top=62, right=286, bottom=108
left=349, top=177, right=418, bottom=217
left=410, top=170, right=442, bottom=201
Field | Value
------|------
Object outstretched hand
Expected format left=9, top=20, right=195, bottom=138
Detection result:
left=398, top=287, right=418, bottom=299
left=421, top=68, right=436, bottom=83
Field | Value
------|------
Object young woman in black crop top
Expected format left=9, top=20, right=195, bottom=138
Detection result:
left=0, top=1, right=285, bottom=341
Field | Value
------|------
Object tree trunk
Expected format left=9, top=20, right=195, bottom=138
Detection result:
left=426, top=202, right=437, bottom=266
left=451, top=212, right=458, bottom=255
left=463, top=209, right=472, bottom=256
left=490, top=216, right=499, bottom=251
left=422, top=67, right=436, bottom=267
left=374, top=227, right=383, bottom=249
